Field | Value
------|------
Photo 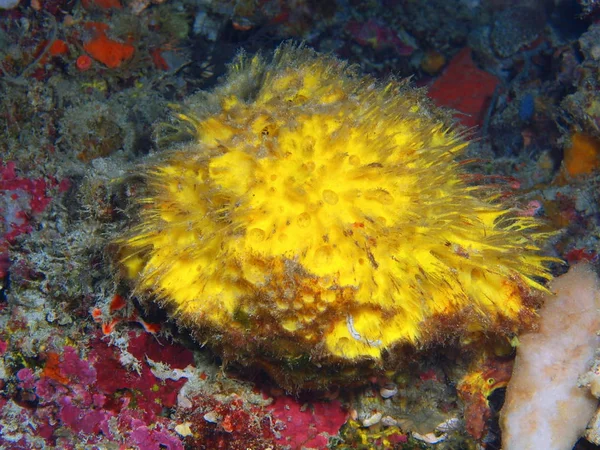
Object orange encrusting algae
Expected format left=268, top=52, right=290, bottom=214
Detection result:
left=42, top=352, right=70, bottom=385
left=563, top=132, right=600, bottom=177
left=48, top=39, right=69, bottom=57
left=83, top=22, right=134, bottom=69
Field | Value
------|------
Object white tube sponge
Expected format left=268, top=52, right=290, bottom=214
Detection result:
left=500, top=263, right=600, bottom=450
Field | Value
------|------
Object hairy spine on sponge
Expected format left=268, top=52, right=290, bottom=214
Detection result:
left=116, top=43, right=557, bottom=388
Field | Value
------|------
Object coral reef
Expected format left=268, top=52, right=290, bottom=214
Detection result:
left=2, top=0, right=600, bottom=448
left=0, top=331, right=192, bottom=448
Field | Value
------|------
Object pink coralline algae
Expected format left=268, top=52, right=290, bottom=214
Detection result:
left=0, top=160, right=70, bottom=278
left=5, top=331, right=194, bottom=449
left=175, top=383, right=347, bottom=449
left=270, top=395, right=348, bottom=449
left=0, top=339, right=8, bottom=356
left=16, top=368, right=36, bottom=390
left=179, top=390, right=277, bottom=449
left=2, top=318, right=349, bottom=449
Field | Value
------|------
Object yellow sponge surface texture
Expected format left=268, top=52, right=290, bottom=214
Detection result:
left=119, top=44, right=555, bottom=365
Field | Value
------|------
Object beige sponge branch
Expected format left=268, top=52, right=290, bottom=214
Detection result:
left=501, top=263, right=600, bottom=450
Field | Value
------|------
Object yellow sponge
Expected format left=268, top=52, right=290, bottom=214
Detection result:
left=117, top=43, right=556, bottom=387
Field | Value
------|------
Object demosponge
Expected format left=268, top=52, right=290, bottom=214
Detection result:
left=117, top=43, right=556, bottom=387
left=501, top=264, right=600, bottom=450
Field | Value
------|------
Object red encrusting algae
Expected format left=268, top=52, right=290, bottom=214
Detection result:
left=83, top=22, right=135, bottom=69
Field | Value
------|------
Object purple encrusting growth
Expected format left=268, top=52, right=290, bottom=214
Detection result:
left=1, top=332, right=192, bottom=449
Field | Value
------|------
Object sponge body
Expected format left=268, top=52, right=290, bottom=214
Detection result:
left=118, top=44, right=555, bottom=385
left=501, top=264, right=600, bottom=450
